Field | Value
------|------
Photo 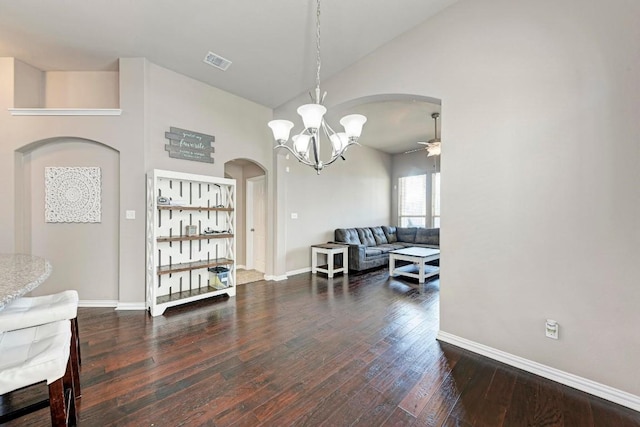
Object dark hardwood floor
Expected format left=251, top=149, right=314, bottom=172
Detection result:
left=2, top=269, right=639, bottom=426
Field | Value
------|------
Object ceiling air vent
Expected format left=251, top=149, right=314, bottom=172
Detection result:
left=203, top=51, right=232, bottom=71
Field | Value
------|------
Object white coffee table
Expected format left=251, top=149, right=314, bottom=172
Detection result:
left=389, top=247, right=440, bottom=284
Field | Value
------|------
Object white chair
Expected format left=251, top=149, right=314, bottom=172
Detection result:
left=0, top=320, right=77, bottom=425
left=0, top=290, right=81, bottom=396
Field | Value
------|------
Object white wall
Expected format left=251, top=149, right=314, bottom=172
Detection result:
left=12, top=65, right=119, bottom=109
left=296, top=0, right=640, bottom=398
left=145, top=63, right=272, bottom=178
left=13, top=59, right=43, bottom=108
left=45, top=71, right=119, bottom=108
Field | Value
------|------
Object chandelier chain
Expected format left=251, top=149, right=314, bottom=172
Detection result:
left=266, top=0, right=366, bottom=174
left=315, top=0, right=321, bottom=97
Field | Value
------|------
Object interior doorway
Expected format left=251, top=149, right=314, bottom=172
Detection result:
left=246, top=175, right=266, bottom=272
left=224, top=159, right=266, bottom=285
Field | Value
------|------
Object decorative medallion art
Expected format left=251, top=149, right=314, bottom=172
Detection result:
left=45, top=167, right=102, bottom=223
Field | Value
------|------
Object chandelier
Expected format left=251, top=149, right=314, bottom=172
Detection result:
left=267, top=0, right=367, bottom=174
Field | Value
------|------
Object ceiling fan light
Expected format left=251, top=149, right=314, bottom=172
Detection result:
left=427, top=143, right=441, bottom=157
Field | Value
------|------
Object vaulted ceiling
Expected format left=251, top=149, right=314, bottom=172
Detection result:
left=0, top=0, right=455, bottom=153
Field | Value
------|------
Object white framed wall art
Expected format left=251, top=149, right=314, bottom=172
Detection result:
left=45, top=167, right=102, bottom=223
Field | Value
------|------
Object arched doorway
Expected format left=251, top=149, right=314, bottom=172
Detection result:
left=224, top=158, right=267, bottom=284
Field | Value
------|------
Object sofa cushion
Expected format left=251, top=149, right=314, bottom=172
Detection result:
left=357, top=228, right=377, bottom=247
left=370, top=227, right=388, bottom=245
left=382, top=226, right=397, bottom=243
left=396, top=227, right=417, bottom=243
left=335, top=228, right=361, bottom=245
left=377, top=244, right=403, bottom=253
left=397, top=242, right=416, bottom=248
left=415, top=228, right=439, bottom=245
left=365, top=248, right=382, bottom=257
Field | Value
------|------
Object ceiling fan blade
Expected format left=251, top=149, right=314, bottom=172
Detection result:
left=404, top=147, right=427, bottom=154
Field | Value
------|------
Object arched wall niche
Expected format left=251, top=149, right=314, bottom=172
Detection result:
left=15, top=136, right=121, bottom=301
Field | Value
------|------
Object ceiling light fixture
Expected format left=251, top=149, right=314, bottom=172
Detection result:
left=267, top=0, right=367, bottom=174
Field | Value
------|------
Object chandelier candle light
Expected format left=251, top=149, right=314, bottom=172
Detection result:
left=267, top=0, right=367, bottom=174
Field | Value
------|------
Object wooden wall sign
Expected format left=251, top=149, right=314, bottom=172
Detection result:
left=165, top=127, right=215, bottom=163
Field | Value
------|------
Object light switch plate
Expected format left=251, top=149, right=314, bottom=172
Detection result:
left=125, top=210, right=136, bottom=220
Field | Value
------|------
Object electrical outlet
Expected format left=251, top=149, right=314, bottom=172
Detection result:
left=545, top=319, right=559, bottom=339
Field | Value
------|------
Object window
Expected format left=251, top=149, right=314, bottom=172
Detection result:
left=431, top=172, right=441, bottom=227
left=398, top=174, right=427, bottom=227
left=398, top=172, right=441, bottom=228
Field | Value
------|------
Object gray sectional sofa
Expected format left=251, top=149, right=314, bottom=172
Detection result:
left=334, top=226, right=439, bottom=272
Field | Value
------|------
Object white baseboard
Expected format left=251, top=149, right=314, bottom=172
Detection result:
left=268, top=267, right=341, bottom=281
left=115, top=302, right=146, bottom=311
left=287, top=267, right=311, bottom=277
left=79, top=300, right=118, bottom=308
left=437, top=331, right=640, bottom=412
left=78, top=300, right=145, bottom=310
left=264, top=274, right=288, bottom=281
left=262, top=267, right=312, bottom=282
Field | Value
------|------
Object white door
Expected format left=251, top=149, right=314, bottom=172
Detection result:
left=246, top=176, right=266, bottom=272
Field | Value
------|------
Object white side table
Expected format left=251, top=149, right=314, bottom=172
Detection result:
left=311, top=244, right=348, bottom=278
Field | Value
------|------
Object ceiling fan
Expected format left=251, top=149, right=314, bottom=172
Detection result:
left=405, top=112, right=441, bottom=156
